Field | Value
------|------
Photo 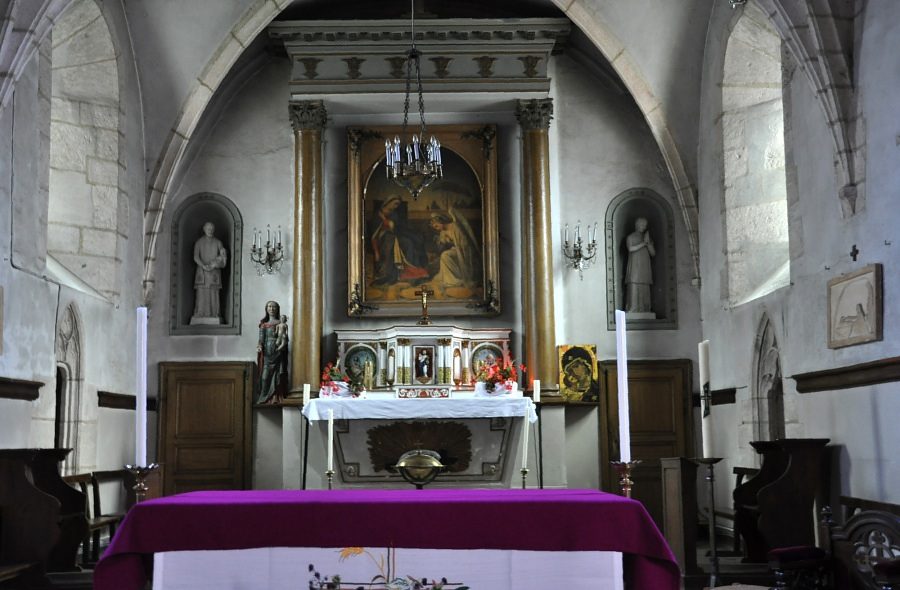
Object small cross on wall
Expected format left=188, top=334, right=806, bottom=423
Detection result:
left=850, top=244, right=860, bottom=262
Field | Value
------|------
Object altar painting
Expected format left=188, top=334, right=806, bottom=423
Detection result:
left=347, top=124, right=500, bottom=318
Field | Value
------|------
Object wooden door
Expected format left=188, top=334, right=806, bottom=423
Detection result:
left=599, top=359, right=692, bottom=527
left=158, top=362, right=254, bottom=496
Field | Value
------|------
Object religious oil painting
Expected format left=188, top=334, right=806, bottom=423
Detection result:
left=343, top=345, right=377, bottom=391
left=558, top=344, right=600, bottom=403
left=827, top=263, right=882, bottom=349
left=471, top=343, right=503, bottom=382
left=347, top=124, right=500, bottom=317
left=413, top=345, right=436, bottom=384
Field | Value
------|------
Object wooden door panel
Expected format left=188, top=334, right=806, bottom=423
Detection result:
left=599, top=359, right=692, bottom=528
left=159, top=362, right=253, bottom=497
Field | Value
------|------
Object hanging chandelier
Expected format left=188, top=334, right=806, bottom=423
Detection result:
left=384, top=0, right=442, bottom=200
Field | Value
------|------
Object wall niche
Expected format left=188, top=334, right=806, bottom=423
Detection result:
left=604, top=188, right=677, bottom=330
left=170, top=193, right=242, bottom=335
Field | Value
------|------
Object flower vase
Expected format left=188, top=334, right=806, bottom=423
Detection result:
left=320, top=381, right=352, bottom=398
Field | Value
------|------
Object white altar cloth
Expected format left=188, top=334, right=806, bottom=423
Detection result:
left=153, top=546, right=624, bottom=590
left=302, top=397, right=538, bottom=423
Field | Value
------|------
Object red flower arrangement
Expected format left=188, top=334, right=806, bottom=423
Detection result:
left=476, top=357, right=526, bottom=390
left=320, top=361, right=364, bottom=396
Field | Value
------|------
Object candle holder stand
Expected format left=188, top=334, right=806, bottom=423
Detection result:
left=520, top=467, right=529, bottom=489
left=124, top=463, right=160, bottom=504
left=325, top=469, right=335, bottom=490
left=610, top=460, right=641, bottom=498
left=693, top=457, right=723, bottom=588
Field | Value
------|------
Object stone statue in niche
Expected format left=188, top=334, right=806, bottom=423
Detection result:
left=257, top=300, right=289, bottom=404
left=190, top=221, right=228, bottom=324
left=624, top=217, right=656, bottom=317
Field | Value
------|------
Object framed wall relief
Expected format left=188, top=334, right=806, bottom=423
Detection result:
left=347, top=124, right=500, bottom=318
left=827, top=263, right=883, bottom=349
left=558, top=344, right=600, bottom=403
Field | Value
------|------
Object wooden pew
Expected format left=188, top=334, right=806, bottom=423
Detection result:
left=0, top=449, right=60, bottom=588
left=733, top=438, right=829, bottom=562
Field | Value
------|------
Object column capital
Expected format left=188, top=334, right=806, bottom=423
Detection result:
left=289, top=100, right=327, bottom=132
left=515, top=98, right=554, bottom=130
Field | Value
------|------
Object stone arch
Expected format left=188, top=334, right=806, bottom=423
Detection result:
left=139, top=0, right=702, bottom=301
left=55, top=302, right=85, bottom=474
left=47, top=0, right=124, bottom=301
left=721, top=0, right=790, bottom=306
left=750, top=313, right=786, bottom=444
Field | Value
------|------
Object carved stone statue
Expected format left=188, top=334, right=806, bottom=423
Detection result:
left=624, top=217, right=656, bottom=314
left=190, top=222, right=228, bottom=324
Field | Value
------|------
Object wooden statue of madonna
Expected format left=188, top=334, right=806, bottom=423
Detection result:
left=256, top=300, right=289, bottom=404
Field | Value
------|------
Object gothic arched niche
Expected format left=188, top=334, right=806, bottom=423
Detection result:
left=55, top=303, right=84, bottom=474
left=751, top=314, right=786, bottom=442
left=604, top=188, right=677, bottom=330
left=169, top=193, right=243, bottom=335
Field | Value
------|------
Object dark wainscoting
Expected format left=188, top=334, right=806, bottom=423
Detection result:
left=97, top=391, right=158, bottom=411
left=0, top=377, right=43, bottom=401
left=691, top=387, right=736, bottom=408
left=791, top=356, right=900, bottom=393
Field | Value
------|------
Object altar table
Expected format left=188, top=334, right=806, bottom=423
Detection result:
left=93, top=488, right=679, bottom=589
left=302, top=396, right=538, bottom=422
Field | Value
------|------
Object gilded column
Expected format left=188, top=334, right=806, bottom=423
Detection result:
left=516, top=98, right=558, bottom=392
left=289, top=100, right=327, bottom=394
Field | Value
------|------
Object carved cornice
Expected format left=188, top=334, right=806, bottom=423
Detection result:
left=515, top=98, right=554, bottom=130
left=461, top=125, right=497, bottom=160
left=347, top=128, right=384, bottom=157
left=0, top=377, right=43, bottom=401
left=289, top=100, right=328, bottom=132
left=792, top=356, right=900, bottom=393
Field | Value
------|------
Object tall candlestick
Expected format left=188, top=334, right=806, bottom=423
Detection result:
left=327, top=409, right=334, bottom=473
left=135, top=307, right=148, bottom=466
left=699, top=340, right=712, bottom=458
left=533, top=379, right=541, bottom=403
left=521, top=418, right=529, bottom=470
left=302, top=383, right=310, bottom=405
left=615, top=310, right=631, bottom=463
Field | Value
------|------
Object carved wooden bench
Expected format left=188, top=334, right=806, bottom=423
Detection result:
left=768, top=497, right=900, bottom=589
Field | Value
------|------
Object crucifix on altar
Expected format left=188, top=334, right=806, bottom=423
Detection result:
left=415, top=288, right=434, bottom=325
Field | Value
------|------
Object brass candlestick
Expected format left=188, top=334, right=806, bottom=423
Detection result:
left=325, top=469, right=335, bottom=490
left=124, top=463, right=160, bottom=503
left=610, top=460, right=641, bottom=498
left=520, top=467, right=529, bottom=489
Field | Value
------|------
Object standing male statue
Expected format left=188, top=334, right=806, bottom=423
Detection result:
left=190, top=221, right=227, bottom=324
left=624, top=217, right=655, bottom=314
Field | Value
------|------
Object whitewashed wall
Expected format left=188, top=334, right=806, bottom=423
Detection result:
left=0, top=0, right=147, bottom=481
left=697, top=0, right=900, bottom=507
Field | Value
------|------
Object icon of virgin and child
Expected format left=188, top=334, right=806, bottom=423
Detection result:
left=368, top=191, right=482, bottom=298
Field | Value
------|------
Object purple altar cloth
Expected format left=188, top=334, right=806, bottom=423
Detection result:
left=94, top=488, right=679, bottom=590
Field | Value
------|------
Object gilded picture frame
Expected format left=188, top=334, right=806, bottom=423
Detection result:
left=827, top=263, right=883, bottom=349
left=347, top=124, right=500, bottom=317
left=558, top=344, right=600, bottom=403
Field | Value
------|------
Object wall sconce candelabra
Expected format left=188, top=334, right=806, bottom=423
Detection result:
left=250, top=224, right=284, bottom=275
left=561, top=221, right=598, bottom=280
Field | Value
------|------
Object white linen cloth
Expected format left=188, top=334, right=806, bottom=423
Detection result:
left=154, top=546, right=624, bottom=590
left=302, top=397, right=538, bottom=423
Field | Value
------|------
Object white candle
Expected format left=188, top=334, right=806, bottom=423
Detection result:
left=615, top=310, right=631, bottom=463
left=699, top=340, right=712, bottom=458
left=521, top=418, right=529, bottom=470
left=388, top=353, right=396, bottom=382
left=327, top=409, right=334, bottom=473
left=533, top=379, right=541, bottom=403
left=452, top=353, right=461, bottom=383
left=135, top=307, right=148, bottom=466
left=302, top=383, right=310, bottom=406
